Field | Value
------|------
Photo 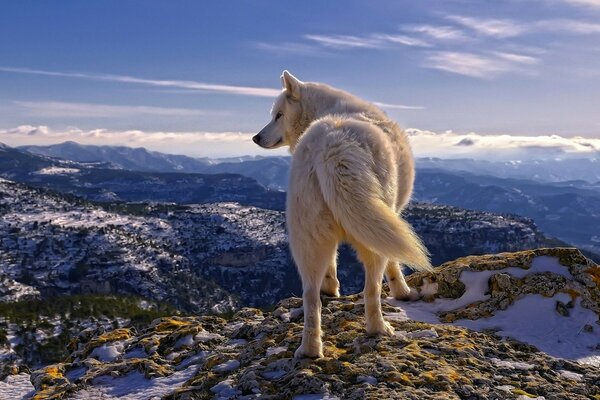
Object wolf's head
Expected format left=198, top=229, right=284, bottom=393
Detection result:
left=253, top=71, right=309, bottom=151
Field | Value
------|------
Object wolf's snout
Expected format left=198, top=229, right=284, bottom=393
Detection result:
left=252, top=135, right=260, bottom=145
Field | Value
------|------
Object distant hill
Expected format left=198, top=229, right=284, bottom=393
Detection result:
left=417, top=156, right=600, bottom=184
left=0, top=144, right=285, bottom=209
left=20, top=142, right=291, bottom=189
left=20, top=141, right=212, bottom=173
left=413, top=168, right=600, bottom=256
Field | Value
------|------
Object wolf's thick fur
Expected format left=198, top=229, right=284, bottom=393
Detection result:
left=253, top=71, right=432, bottom=358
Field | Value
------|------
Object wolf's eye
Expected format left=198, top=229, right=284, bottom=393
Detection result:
left=275, top=112, right=283, bottom=120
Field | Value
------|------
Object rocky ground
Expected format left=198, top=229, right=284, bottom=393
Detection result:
left=10, top=248, right=599, bottom=399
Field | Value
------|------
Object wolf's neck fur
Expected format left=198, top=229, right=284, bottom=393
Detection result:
left=304, top=83, right=386, bottom=120
left=289, top=83, right=390, bottom=153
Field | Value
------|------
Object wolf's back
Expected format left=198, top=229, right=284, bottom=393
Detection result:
left=314, top=132, right=432, bottom=272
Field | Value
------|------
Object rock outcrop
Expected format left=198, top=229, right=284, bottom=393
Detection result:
left=15, top=248, right=600, bottom=399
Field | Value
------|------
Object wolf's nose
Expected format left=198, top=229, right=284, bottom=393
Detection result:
left=252, top=135, right=260, bottom=144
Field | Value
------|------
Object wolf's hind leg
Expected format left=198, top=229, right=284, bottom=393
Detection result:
left=292, top=237, right=337, bottom=359
left=385, top=261, right=418, bottom=301
left=320, top=250, right=340, bottom=297
left=354, top=244, right=394, bottom=336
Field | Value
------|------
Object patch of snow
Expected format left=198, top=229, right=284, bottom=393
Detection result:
left=194, top=330, right=224, bottom=343
left=496, top=384, right=515, bottom=393
left=213, top=359, right=240, bottom=373
left=557, top=369, right=583, bottom=381
left=490, top=358, right=535, bottom=370
left=89, top=342, right=124, bottom=362
left=405, top=328, right=438, bottom=339
left=34, top=166, right=80, bottom=175
left=388, top=291, right=600, bottom=366
left=71, top=366, right=198, bottom=400
left=174, top=334, right=194, bottom=349
left=0, top=373, right=35, bottom=400
left=458, top=294, right=600, bottom=365
left=175, top=351, right=210, bottom=371
left=210, top=378, right=241, bottom=399
left=521, top=256, right=573, bottom=279
left=265, top=346, right=287, bottom=356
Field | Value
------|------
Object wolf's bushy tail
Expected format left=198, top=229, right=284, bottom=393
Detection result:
left=315, top=143, right=432, bottom=272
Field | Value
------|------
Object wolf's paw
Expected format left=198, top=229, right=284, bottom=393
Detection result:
left=392, top=287, right=420, bottom=302
left=366, top=320, right=395, bottom=337
left=294, top=343, right=324, bottom=359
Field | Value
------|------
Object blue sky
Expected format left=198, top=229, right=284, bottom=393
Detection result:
left=1, top=1, right=600, bottom=157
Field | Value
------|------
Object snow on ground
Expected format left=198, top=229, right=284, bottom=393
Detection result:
left=33, top=166, right=80, bottom=175
left=459, top=294, right=600, bottom=365
left=0, top=373, right=35, bottom=400
left=386, top=256, right=600, bottom=366
left=213, top=359, right=240, bottom=373
left=70, top=367, right=198, bottom=400
left=89, top=341, right=125, bottom=362
left=211, top=378, right=242, bottom=399
left=265, top=346, right=288, bottom=356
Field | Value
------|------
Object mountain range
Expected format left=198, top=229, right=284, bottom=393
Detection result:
left=7, top=142, right=600, bottom=255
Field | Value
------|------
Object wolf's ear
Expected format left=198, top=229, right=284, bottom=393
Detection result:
left=281, top=70, right=302, bottom=100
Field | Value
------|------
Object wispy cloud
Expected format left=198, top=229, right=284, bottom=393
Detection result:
left=493, top=51, right=539, bottom=65
left=446, top=15, right=526, bottom=38
left=537, top=19, right=600, bottom=34
left=303, top=34, right=383, bottom=49
left=559, top=0, right=600, bottom=7
left=251, top=41, right=323, bottom=56
left=368, top=34, right=431, bottom=47
left=263, top=33, right=430, bottom=54
left=13, top=101, right=222, bottom=118
left=402, top=25, right=468, bottom=42
left=0, top=67, right=281, bottom=97
left=424, top=51, right=539, bottom=78
left=447, top=15, right=600, bottom=36
left=373, top=102, right=425, bottom=110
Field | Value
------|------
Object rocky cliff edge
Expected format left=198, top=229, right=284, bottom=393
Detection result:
left=13, top=248, right=600, bottom=399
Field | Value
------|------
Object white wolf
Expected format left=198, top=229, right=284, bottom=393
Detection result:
left=253, top=71, right=432, bottom=358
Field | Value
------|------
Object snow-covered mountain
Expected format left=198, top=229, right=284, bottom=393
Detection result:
left=20, top=141, right=213, bottom=173
left=0, top=178, right=565, bottom=370
left=19, top=142, right=292, bottom=189
left=9, top=248, right=599, bottom=399
left=0, top=144, right=286, bottom=209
